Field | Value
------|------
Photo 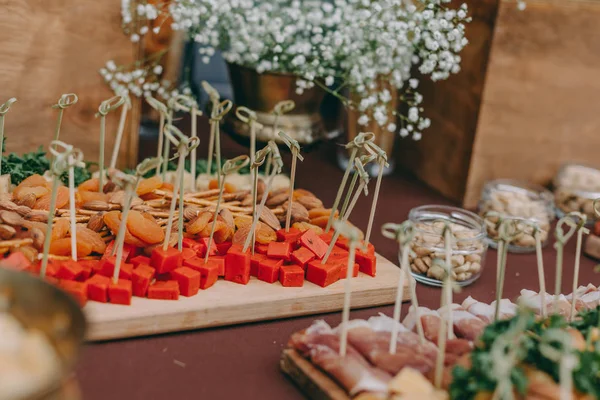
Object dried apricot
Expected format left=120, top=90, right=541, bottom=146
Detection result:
left=143, top=233, right=177, bottom=256
left=233, top=215, right=252, bottom=230
left=16, top=186, right=49, bottom=200
left=293, top=188, right=316, bottom=199
left=126, top=210, right=164, bottom=244
left=75, top=225, right=107, bottom=254
left=292, top=222, right=324, bottom=235
left=102, top=211, right=148, bottom=247
left=308, top=208, right=337, bottom=220
left=213, top=223, right=233, bottom=243
left=185, top=212, right=212, bottom=235
left=208, top=179, right=236, bottom=193
left=160, top=182, right=174, bottom=192
left=51, top=218, right=70, bottom=240
left=199, top=219, right=226, bottom=239
left=231, top=222, right=276, bottom=246
left=136, top=176, right=163, bottom=196
left=49, top=237, right=93, bottom=257
left=78, top=191, right=109, bottom=204
left=310, top=215, right=335, bottom=229
left=34, top=186, right=69, bottom=210
left=14, top=175, right=50, bottom=198
left=140, top=212, right=157, bottom=223
left=78, top=178, right=100, bottom=192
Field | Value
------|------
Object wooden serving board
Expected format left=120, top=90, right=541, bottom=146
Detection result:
left=84, top=253, right=408, bottom=341
left=281, top=349, right=351, bottom=400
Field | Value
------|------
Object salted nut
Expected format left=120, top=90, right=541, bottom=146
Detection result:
left=296, top=195, right=323, bottom=210
left=478, top=186, right=552, bottom=248
left=0, top=210, right=24, bottom=227
left=86, top=213, right=106, bottom=232
left=259, top=206, right=282, bottom=231
left=409, top=221, right=484, bottom=283
left=554, top=164, right=600, bottom=220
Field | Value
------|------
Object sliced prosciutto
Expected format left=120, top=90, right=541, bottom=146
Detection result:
left=438, top=304, right=486, bottom=341
left=519, top=289, right=582, bottom=317
left=289, top=321, right=391, bottom=395
left=462, top=296, right=495, bottom=323
left=567, top=284, right=600, bottom=310
left=341, top=315, right=438, bottom=375
left=403, top=306, right=442, bottom=343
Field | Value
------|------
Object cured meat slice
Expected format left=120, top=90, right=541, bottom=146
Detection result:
left=519, top=289, right=577, bottom=317
left=289, top=322, right=391, bottom=395
left=462, top=296, right=517, bottom=322
left=346, top=326, right=435, bottom=375
left=438, top=304, right=486, bottom=341
left=403, top=306, right=442, bottom=343
left=579, top=290, right=600, bottom=309
left=462, top=296, right=495, bottom=323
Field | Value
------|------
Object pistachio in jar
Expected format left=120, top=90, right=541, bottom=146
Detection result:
left=554, top=163, right=600, bottom=221
left=478, top=180, right=554, bottom=252
left=407, top=206, right=487, bottom=287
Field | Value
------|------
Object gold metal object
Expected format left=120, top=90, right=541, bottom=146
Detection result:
left=226, top=63, right=326, bottom=144
left=0, top=268, right=86, bottom=400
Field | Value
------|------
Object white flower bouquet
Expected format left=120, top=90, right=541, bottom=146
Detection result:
left=169, top=0, right=471, bottom=140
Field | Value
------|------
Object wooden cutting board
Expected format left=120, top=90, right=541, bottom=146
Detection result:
left=84, top=253, right=408, bottom=341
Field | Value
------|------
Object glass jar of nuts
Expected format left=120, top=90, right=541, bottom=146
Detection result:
left=554, top=163, right=600, bottom=222
left=407, top=205, right=487, bottom=287
left=478, top=179, right=554, bottom=253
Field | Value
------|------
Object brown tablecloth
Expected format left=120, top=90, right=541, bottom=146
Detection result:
left=76, top=120, right=600, bottom=399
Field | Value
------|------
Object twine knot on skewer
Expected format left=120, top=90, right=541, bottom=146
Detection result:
left=136, top=157, right=162, bottom=177
left=48, top=140, right=85, bottom=177
left=278, top=131, right=304, bottom=161
left=107, top=168, right=137, bottom=188
left=593, top=198, right=600, bottom=219
left=209, top=100, right=233, bottom=124
left=236, top=106, right=264, bottom=131
left=353, top=158, right=370, bottom=196
left=332, top=220, right=361, bottom=242
left=346, top=131, right=375, bottom=150
left=267, top=141, right=284, bottom=175
left=381, top=221, right=416, bottom=247
left=0, top=98, right=17, bottom=115
left=253, top=146, right=272, bottom=169
left=163, top=124, right=200, bottom=156
left=201, top=81, right=220, bottom=103
left=554, top=212, right=584, bottom=248
left=96, top=95, right=126, bottom=117
left=168, top=94, right=197, bottom=114
left=222, top=155, right=250, bottom=175
left=273, top=100, right=295, bottom=116
left=146, top=95, right=168, bottom=115
left=52, top=93, right=78, bottom=110
left=365, top=141, right=390, bottom=167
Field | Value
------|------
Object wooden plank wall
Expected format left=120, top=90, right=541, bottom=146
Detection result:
left=0, top=0, right=139, bottom=168
left=396, top=0, right=501, bottom=204
left=464, top=0, right=600, bottom=207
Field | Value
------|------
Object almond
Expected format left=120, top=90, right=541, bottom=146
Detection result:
left=219, top=208, right=235, bottom=232
left=17, top=193, right=37, bottom=209
left=266, top=191, right=289, bottom=207
left=103, top=180, right=117, bottom=193
left=0, top=200, right=19, bottom=212
left=29, top=227, right=45, bottom=249
left=296, top=195, right=324, bottom=210
left=259, top=206, right=281, bottom=231
left=284, top=201, right=310, bottom=223
left=183, top=206, right=204, bottom=221
left=241, top=194, right=253, bottom=207
left=87, top=213, right=106, bottom=232
left=0, top=210, right=24, bottom=226
left=25, top=211, right=48, bottom=223
left=82, top=200, right=111, bottom=211
left=0, top=224, right=16, bottom=240
left=14, top=205, right=32, bottom=216
left=256, top=178, right=266, bottom=195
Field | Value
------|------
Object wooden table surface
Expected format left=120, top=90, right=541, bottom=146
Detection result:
left=75, top=119, right=600, bottom=399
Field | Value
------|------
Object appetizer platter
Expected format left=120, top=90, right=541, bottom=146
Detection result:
left=281, top=213, right=600, bottom=399
left=0, top=90, right=408, bottom=341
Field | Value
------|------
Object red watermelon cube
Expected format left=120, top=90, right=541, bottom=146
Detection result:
left=279, top=265, right=304, bottom=287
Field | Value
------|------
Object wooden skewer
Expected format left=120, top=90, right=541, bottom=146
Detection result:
left=336, top=220, right=361, bottom=357
left=0, top=97, right=17, bottom=174
left=96, top=95, right=126, bottom=193
left=145, top=96, right=168, bottom=177
left=534, top=228, right=548, bottom=318
left=278, top=131, right=303, bottom=232
left=325, top=132, right=375, bottom=233
left=109, top=97, right=130, bottom=170
left=569, top=213, right=589, bottom=321
left=363, top=145, right=388, bottom=250
left=205, top=156, right=249, bottom=261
